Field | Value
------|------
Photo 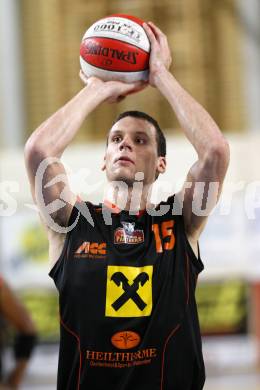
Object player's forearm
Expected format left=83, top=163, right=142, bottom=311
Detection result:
left=25, top=83, right=109, bottom=159
left=154, top=69, right=229, bottom=160
left=6, top=360, right=28, bottom=389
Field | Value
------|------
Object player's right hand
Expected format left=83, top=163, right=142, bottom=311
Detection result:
left=79, top=70, right=148, bottom=103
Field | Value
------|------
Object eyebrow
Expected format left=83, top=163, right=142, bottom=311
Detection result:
left=109, top=130, right=149, bottom=137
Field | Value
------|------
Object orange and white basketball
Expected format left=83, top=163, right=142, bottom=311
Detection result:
left=80, top=14, right=150, bottom=83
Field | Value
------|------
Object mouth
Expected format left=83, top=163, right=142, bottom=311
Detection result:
left=115, top=156, right=135, bottom=165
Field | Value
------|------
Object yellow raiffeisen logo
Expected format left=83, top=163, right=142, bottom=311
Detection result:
left=105, top=265, right=153, bottom=317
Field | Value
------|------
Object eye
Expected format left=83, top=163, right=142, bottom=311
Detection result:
left=136, top=137, right=146, bottom=144
left=112, top=136, right=122, bottom=143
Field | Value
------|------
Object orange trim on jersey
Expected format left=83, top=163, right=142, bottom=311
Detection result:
left=103, top=199, right=121, bottom=214
left=60, top=317, right=82, bottom=390
left=160, top=251, right=191, bottom=389
left=185, top=252, right=190, bottom=305
left=103, top=199, right=146, bottom=217
left=136, top=209, right=146, bottom=217
left=160, top=323, right=181, bottom=390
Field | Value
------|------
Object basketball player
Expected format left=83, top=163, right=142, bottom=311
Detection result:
left=24, top=22, right=229, bottom=389
left=0, top=275, right=37, bottom=389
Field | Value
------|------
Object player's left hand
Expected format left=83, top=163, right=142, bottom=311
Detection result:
left=79, top=70, right=148, bottom=103
left=143, top=22, right=172, bottom=87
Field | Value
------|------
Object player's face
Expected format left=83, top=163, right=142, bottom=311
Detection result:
left=103, top=116, right=166, bottom=186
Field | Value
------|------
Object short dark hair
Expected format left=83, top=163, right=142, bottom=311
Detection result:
left=110, top=110, right=166, bottom=157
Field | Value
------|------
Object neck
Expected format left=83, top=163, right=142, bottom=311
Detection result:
left=104, top=181, right=154, bottom=212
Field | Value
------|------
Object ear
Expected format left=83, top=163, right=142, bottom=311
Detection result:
left=157, top=156, right=166, bottom=175
left=101, top=155, right=106, bottom=171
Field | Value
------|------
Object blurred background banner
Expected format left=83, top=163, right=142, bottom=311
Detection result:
left=0, top=0, right=260, bottom=389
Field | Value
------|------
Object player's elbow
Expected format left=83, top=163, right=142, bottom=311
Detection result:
left=24, top=137, right=46, bottom=168
left=25, top=137, right=37, bottom=159
left=209, top=138, right=229, bottom=165
left=204, top=139, right=230, bottom=177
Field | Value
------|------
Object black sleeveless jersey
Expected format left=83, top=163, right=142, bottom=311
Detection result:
left=49, top=195, right=205, bottom=390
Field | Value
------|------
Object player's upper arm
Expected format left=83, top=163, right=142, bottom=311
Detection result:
left=24, top=139, right=76, bottom=229
left=176, top=140, right=230, bottom=241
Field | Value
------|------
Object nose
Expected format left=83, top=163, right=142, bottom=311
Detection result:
left=119, top=136, right=133, bottom=151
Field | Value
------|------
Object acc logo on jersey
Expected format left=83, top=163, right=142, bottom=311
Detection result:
left=114, top=222, right=144, bottom=244
left=74, top=241, right=106, bottom=258
left=105, top=265, right=153, bottom=317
